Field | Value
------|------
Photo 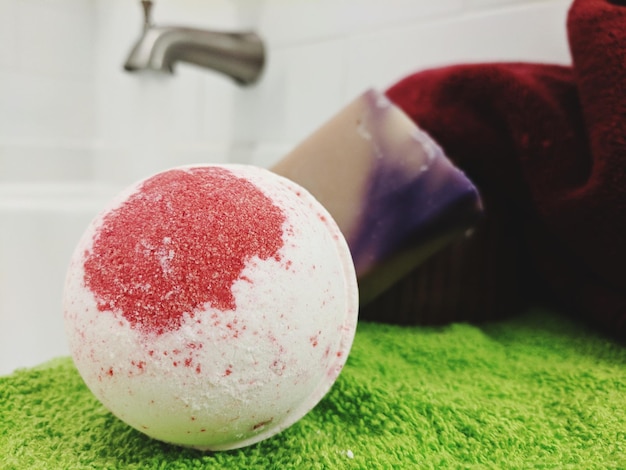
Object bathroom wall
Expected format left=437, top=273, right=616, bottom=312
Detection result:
left=1, top=0, right=574, bottom=183
left=0, top=0, right=572, bottom=374
left=93, top=0, right=573, bottom=184
left=0, top=0, right=99, bottom=375
left=237, top=0, right=573, bottom=168
left=0, top=0, right=95, bottom=182
left=92, top=0, right=241, bottom=184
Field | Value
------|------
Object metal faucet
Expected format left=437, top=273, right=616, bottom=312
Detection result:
left=123, top=0, right=265, bottom=85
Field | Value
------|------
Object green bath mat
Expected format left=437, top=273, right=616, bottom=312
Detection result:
left=1, top=310, right=625, bottom=469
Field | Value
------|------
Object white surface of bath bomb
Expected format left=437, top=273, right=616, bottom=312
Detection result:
left=63, top=164, right=359, bottom=451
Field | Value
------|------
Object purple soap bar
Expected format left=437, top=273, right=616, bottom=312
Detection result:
left=272, top=89, right=482, bottom=303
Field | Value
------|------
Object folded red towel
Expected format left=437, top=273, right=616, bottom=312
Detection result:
left=384, top=0, right=626, bottom=337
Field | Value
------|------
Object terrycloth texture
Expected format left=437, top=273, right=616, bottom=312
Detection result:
left=2, top=310, right=625, bottom=469
left=386, top=0, right=626, bottom=337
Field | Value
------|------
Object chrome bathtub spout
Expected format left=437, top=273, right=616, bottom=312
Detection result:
left=123, top=1, right=265, bottom=86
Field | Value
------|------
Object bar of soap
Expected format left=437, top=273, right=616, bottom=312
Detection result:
left=272, top=89, right=483, bottom=304
left=63, top=164, right=358, bottom=451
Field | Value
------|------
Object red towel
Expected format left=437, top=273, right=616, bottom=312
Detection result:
left=384, top=0, right=626, bottom=337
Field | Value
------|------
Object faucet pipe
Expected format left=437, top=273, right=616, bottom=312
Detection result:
left=124, top=0, right=265, bottom=86
left=124, top=27, right=265, bottom=85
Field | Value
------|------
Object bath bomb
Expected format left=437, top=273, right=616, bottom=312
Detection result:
left=63, top=164, right=359, bottom=451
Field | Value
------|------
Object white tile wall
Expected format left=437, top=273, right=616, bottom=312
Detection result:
left=345, top=0, right=573, bottom=97
left=0, top=0, right=573, bottom=181
left=251, top=0, right=465, bottom=47
left=231, top=38, right=350, bottom=147
left=17, top=0, right=95, bottom=80
left=0, top=0, right=96, bottom=180
left=0, top=72, right=95, bottom=142
left=91, top=0, right=241, bottom=185
left=0, top=1, right=18, bottom=69
left=239, top=0, right=572, bottom=167
left=0, top=142, right=93, bottom=183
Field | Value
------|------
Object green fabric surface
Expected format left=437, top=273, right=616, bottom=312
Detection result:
left=1, top=310, right=625, bottom=469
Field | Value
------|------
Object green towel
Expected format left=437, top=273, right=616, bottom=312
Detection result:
left=1, top=310, right=625, bottom=469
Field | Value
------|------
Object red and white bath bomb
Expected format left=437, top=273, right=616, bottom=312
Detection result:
left=63, top=164, right=358, bottom=451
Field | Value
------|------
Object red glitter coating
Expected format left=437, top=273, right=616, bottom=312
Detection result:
left=83, top=167, right=286, bottom=335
